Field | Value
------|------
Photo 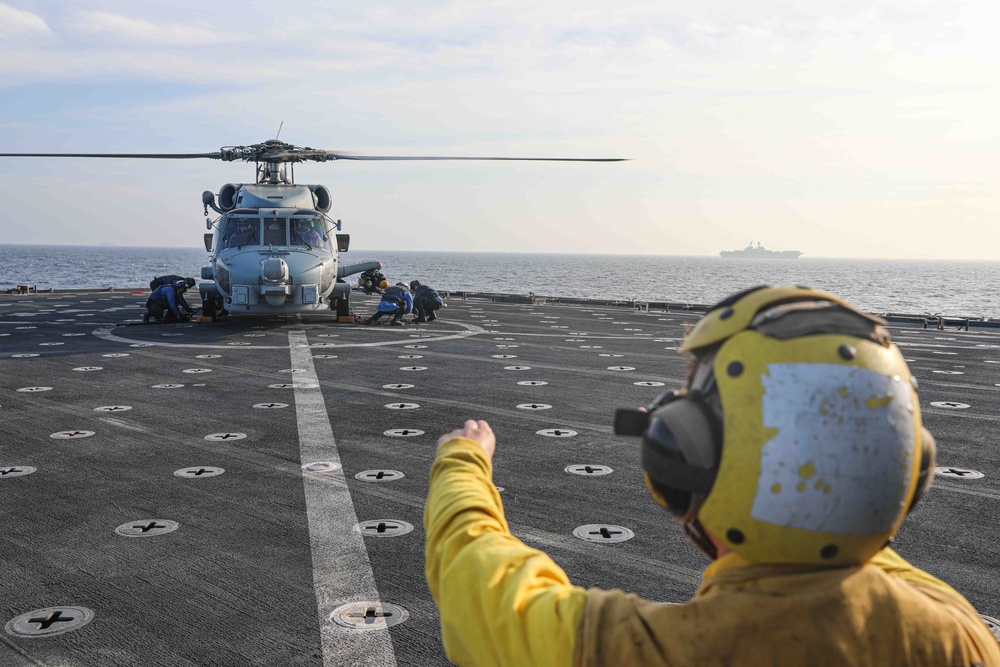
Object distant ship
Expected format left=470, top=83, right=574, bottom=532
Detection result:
left=720, top=242, right=802, bottom=259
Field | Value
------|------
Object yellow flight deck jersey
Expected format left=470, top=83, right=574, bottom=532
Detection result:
left=424, top=438, right=1000, bottom=667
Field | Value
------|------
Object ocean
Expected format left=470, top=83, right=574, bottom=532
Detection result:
left=1, top=244, right=998, bottom=318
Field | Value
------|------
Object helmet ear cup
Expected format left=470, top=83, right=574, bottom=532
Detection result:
left=907, top=427, right=936, bottom=513
left=641, top=396, right=720, bottom=521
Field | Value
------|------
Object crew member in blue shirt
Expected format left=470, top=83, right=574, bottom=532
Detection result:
left=363, top=282, right=412, bottom=326
left=144, top=278, right=195, bottom=323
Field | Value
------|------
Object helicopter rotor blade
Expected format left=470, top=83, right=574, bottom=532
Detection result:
left=0, top=152, right=223, bottom=159
left=0, top=143, right=626, bottom=163
left=324, top=153, right=626, bottom=162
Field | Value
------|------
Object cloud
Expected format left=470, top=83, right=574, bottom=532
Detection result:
left=0, top=2, right=53, bottom=37
left=68, top=10, right=239, bottom=47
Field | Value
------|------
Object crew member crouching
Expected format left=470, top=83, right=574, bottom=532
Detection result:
left=364, top=282, right=412, bottom=326
left=410, top=280, right=445, bottom=323
left=144, top=278, right=195, bottom=323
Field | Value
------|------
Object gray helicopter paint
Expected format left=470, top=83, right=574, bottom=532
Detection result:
left=384, top=429, right=424, bottom=437
left=17, top=386, right=52, bottom=392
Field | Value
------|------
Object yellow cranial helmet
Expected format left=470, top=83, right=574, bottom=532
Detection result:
left=620, top=286, right=934, bottom=566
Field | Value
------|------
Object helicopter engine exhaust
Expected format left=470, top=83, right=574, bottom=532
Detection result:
left=219, top=184, right=240, bottom=211
left=310, top=185, right=332, bottom=213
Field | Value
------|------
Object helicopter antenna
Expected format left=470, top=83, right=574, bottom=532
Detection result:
left=275, top=122, right=284, bottom=141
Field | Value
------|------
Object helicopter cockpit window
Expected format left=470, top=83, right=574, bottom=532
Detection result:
left=290, top=217, right=329, bottom=251
left=263, top=217, right=287, bottom=246
left=221, top=217, right=260, bottom=249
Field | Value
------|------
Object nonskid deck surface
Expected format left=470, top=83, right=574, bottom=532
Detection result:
left=1, top=292, right=998, bottom=665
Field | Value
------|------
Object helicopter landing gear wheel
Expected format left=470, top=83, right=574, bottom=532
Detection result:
left=334, top=294, right=351, bottom=318
left=202, top=296, right=216, bottom=319
left=201, top=296, right=226, bottom=320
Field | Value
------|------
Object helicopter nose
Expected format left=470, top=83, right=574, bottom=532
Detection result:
left=261, top=257, right=291, bottom=306
left=262, top=257, right=289, bottom=283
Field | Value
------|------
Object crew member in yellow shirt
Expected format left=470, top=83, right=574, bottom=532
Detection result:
left=424, top=285, right=999, bottom=666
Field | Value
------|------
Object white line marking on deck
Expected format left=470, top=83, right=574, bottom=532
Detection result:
left=289, top=330, right=398, bottom=666
left=90, top=323, right=483, bottom=350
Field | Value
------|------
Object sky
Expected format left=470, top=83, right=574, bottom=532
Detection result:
left=0, top=1, right=998, bottom=259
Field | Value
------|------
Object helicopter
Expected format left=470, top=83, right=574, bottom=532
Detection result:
left=2, top=138, right=625, bottom=318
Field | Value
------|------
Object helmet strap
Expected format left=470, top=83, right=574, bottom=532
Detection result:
left=683, top=518, right=718, bottom=560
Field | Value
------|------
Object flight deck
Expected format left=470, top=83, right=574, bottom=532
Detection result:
left=2, top=291, right=998, bottom=666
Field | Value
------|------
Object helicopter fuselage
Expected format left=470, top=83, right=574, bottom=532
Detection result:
left=199, top=182, right=376, bottom=316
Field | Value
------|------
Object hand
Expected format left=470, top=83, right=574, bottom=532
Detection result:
left=437, top=419, right=495, bottom=462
